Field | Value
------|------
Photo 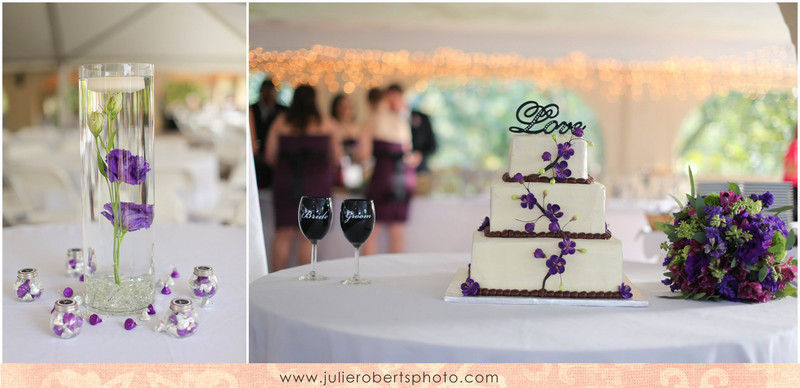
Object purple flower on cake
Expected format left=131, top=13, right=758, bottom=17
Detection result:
left=477, top=216, right=490, bottom=232
left=546, top=255, right=566, bottom=275
left=559, top=238, right=576, bottom=256
left=545, top=204, right=564, bottom=222
left=618, top=283, right=632, bottom=299
left=541, top=152, right=551, bottom=162
left=534, top=248, right=546, bottom=259
left=101, top=202, right=154, bottom=232
left=512, top=173, right=524, bottom=183
left=525, top=222, right=536, bottom=233
left=554, top=161, right=572, bottom=181
left=461, top=278, right=480, bottom=296
left=106, top=149, right=150, bottom=185
left=520, top=193, right=537, bottom=209
left=557, top=142, right=574, bottom=160
left=572, top=126, right=584, bottom=137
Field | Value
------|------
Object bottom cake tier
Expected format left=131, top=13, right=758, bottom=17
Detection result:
left=470, top=231, right=623, bottom=293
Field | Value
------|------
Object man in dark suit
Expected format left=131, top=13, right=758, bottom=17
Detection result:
left=386, top=83, right=437, bottom=173
left=249, top=78, right=286, bottom=188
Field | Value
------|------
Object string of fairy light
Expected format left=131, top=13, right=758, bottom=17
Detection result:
left=249, top=45, right=797, bottom=101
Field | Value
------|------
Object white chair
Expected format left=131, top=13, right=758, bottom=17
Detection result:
left=247, top=135, right=268, bottom=281
left=5, top=163, right=81, bottom=224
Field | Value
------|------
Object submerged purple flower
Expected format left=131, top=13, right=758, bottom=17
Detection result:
left=89, top=314, right=102, bottom=325
left=546, top=255, right=566, bottom=275
left=147, top=304, right=156, bottom=315
left=541, top=152, right=551, bottom=162
left=559, top=238, right=576, bottom=256
left=618, top=283, right=632, bottom=299
left=461, top=278, right=480, bottom=296
left=512, top=173, right=524, bottom=183
left=477, top=216, right=490, bottom=232
left=534, top=248, right=546, bottom=258
left=101, top=202, right=154, bottom=232
left=124, top=318, right=137, bottom=330
left=554, top=161, right=572, bottom=180
left=520, top=193, right=537, bottom=209
left=557, top=142, right=575, bottom=160
left=16, top=279, right=30, bottom=299
left=106, top=149, right=150, bottom=185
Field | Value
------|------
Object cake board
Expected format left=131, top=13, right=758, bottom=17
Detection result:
left=443, top=267, right=649, bottom=307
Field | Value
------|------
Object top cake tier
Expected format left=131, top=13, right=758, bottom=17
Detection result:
left=508, top=134, right=588, bottom=180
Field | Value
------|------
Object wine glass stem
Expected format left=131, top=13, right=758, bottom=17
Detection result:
left=354, top=247, right=360, bottom=281
left=310, top=242, right=318, bottom=277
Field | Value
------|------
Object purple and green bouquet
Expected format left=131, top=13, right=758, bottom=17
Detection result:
left=89, top=93, right=154, bottom=285
left=657, top=167, right=796, bottom=303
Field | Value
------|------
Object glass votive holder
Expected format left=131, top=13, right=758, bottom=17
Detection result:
left=156, top=298, right=199, bottom=338
left=50, top=298, right=83, bottom=339
left=14, top=268, right=43, bottom=302
left=66, top=248, right=84, bottom=278
left=189, top=265, right=217, bottom=307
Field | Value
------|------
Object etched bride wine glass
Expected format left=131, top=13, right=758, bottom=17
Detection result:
left=298, top=196, right=333, bottom=281
left=340, top=199, right=375, bottom=285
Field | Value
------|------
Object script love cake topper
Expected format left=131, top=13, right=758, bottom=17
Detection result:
left=508, top=101, right=585, bottom=134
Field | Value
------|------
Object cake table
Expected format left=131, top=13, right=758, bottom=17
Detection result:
left=249, top=253, right=797, bottom=363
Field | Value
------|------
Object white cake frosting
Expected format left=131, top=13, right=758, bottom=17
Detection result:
left=470, top=231, right=623, bottom=292
left=489, top=181, right=606, bottom=234
left=508, top=134, right=588, bottom=179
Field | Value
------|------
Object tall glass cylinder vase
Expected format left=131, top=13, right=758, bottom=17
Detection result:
left=80, top=63, right=155, bottom=315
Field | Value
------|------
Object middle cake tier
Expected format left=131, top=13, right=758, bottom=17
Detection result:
left=489, top=180, right=607, bottom=235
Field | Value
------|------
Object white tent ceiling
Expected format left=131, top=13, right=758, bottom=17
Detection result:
left=3, top=2, right=246, bottom=73
left=250, top=3, right=796, bottom=63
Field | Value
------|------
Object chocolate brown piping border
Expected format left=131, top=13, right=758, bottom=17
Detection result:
left=484, top=228, right=612, bottom=240
left=502, top=172, right=594, bottom=184
left=478, top=288, right=622, bottom=299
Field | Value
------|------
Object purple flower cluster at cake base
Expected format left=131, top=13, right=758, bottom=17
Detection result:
left=461, top=278, right=480, bottom=296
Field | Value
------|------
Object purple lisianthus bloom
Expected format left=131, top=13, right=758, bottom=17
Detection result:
left=534, top=248, right=546, bottom=258
left=618, top=283, right=632, bottom=299
left=541, top=152, right=551, bottom=162
left=703, top=227, right=727, bottom=258
left=546, top=255, right=566, bottom=275
left=101, top=202, right=154, bottom=232
left=524, top=222, right=535, bottom=233
left=554, top=161, right=572, bottom=180
left=477, top=216, right=490, bottom=232
left=89, top=314, right=102, bottom=325
left=106, top=149, right=150, bottom=185
left=545, top=203, right=564, bottom=222
left=559, top=238, right=576, bottom=256
left=124, top=318, right=137, bottom=330
left=520, top=193, right=537, bottom=209
left=16, top=279, right=30, bottom=299
left=461, top=278, right=480, bottom=296
left=572, top=126, right=584, bottom=137
left=557, top=142, right=575, bottom=160
left=512, top=173, right=524, bottom=183
left=147, top=304, right=156, bottom=315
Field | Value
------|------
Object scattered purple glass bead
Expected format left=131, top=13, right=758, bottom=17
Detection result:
left=89, top=314, right=102, bottom=325
left=124, top=318, right=136, bottom=330
left=147, top=304, right=156, bottom=315
left=63, top=287, right=73, bottom=298
left=170, top=268, right=180, bottom=278
left=161, top=285, right=171, bottom=295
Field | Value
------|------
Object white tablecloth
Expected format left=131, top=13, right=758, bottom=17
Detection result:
left=249, top=253, right=797, bottom=363
left=3, top=223, right=246, bottom=363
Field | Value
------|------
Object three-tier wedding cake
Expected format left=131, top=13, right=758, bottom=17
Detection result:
left=461, top=101, right=630, bottom=299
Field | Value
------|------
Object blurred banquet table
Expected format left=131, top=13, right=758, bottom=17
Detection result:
left=249, top=253, right=797, bottom=363
left=3, top=223, right=245, bottom=363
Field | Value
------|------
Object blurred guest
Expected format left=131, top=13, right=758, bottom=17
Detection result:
left=386, top=83, right=437, bottom=173
left=266, top=84, right=342, bottom=271
left=331, top=93, right=360, bottom=158
left=360, top=87, right=419, bottom=255
left=250, top=78, right=286, bottom=189
left=784, top=128, right=797, bottom=221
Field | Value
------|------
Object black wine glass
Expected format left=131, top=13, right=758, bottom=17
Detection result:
left=340, top=199, right=375, bottom=285
left=297, top=196, right=333, bottom=281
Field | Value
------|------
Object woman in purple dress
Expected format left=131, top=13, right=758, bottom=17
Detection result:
left=359, top=87, right=420, bottom=254
left=266, top=85, right=342, bottom=271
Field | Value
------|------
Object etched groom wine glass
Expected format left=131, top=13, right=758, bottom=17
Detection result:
left=340, top=199, right=375, bottom=285
left=298, top=196, right=333, bottom=281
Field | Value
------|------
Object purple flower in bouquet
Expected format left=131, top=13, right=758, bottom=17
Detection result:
left=101, top=202, right=154, bottom=232
left=554, top=161, right=572, bottom=181
left=738, top=281, right=766, bottom=302
left=572, top=126, right=584, bottom=137
left=618, top=283, right=632, bottom=299
left=106, top=149, right=150, bottom=185
left=546, top=255, right=566, bottom=275
left=63, top=312, right=82, bottom=331
left=534, top=248, right=546, bottom=259
left=545, top=204, right=563, bottom=222
left=558, top=238, right=576, bottom=256
left=461, top=278, right=480, bottom=296
left=557, top=142, right=575, bottom=160
left=477, top=216, right=490, bottom=232
left=684, top=251, right=710, bottom=282
left=761, top=268, right=779, bottom=295
left=736, top=220, right=773, bottom=266
left=750, top=192, right=774, bottom=208
left=541, top=152, right=551, bottom=162
left=520, top=193, right=537, bottom=209
left=719, top=190, right=742, bottom=209
left=717, top=274, right=739, bottom=301
left=703, top=227, right=727, bottom=258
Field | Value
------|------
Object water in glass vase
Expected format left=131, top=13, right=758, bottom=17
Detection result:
left=80, top=64, right=155, bottom=315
